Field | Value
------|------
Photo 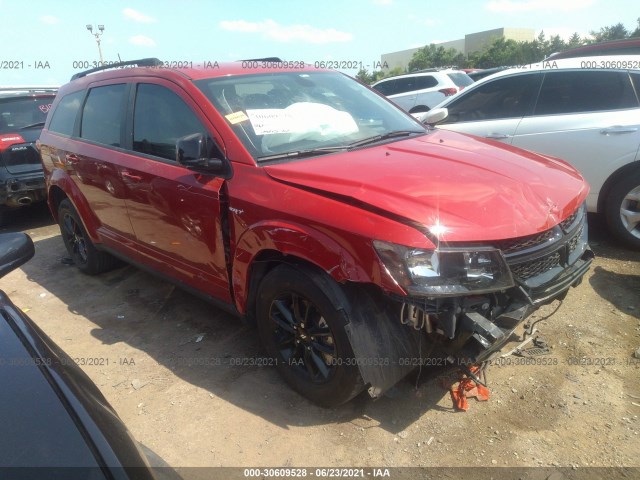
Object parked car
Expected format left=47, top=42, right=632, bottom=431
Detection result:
left=421, top=55, right=640, bottom=249
left=547, top=38, right=640, bottom=60
left=371, top=69, right=473, bottom=113
left=0, top=232, right=160, bottom=477
left=467, top=66, right=509, bottom=82
left=0, top=87, right=56, bottom=225
left=39, top=58, right=593, bottom=407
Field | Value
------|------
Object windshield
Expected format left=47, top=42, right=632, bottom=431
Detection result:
left=0, top=96, right=54, bottom=134
left=195, top=71, right=426, bottom=161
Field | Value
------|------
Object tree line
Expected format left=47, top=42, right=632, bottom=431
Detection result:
left=357, top=19, right=640, bottom=84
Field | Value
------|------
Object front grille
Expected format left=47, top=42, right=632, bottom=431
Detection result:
left=559, top=208, right=580, bottom=232
left=510, top=252, right=561, bottom=279
left=568, top=224, right=583, bottom=254
left=501, top=205, right=587, bottom=284
left=494, top=228, right=557, bottom=254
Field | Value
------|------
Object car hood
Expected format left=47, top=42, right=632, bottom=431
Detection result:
left=263, top=130, right=589, bottom=243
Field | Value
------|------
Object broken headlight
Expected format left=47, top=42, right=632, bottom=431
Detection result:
left=373, top=240, right=515, bottom=297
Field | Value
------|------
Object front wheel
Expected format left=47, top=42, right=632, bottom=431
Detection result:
left=605, top=173, right=640, bottom=249
left=58, top=199, right=120, bottom=274
left=256, top=265, right=364, bottom=407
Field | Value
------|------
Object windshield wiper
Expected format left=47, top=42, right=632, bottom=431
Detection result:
left=257, top=145, right=349, bottom=162
left=346, top=130, right=424, bottom=149
left=19, top=122, right=45, bottom=130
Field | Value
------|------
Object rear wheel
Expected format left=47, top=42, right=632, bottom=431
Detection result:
left=605, top=173, right=640, bottom=249
left=256, top=265, right=364, bottom=407
left=58, top=199, right=119, bottom=274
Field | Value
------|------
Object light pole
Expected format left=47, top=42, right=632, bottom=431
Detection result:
left=86, top=24, right=105, bottom=64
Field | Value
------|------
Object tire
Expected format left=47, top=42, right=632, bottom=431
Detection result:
left=57, top=199, right=120, bottom=274
left=256, top=265, right=364, bottom=407
left=605, top=172, right=640, bottom=249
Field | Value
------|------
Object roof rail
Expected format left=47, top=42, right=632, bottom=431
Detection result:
left=0, top=86, right=58, bottom=93
left=239, top=57, right=283, bottom=62
left=70, top=58, right=163, bottom=81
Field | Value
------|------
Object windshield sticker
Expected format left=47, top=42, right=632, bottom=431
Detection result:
left=246, top=103, right=358, bottom=136
left=225, top=111, right=249, bottom=125
left=246, top=109, right=294, bottom=135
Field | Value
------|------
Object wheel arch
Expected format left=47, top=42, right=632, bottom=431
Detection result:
left=232, top=222, right=375, bottom=316
left=47, top=171, right=101, bottom=242
left=597, top=160, right=640, bottom=213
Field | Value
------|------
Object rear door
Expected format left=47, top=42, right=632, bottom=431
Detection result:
left=437, top=72, right=542, bottom=143
left=119, top=80, right=231, bottom=302
left=388, top=77, right=419, bottom=111
left=512, top=70, right=640, bottom=211
left=72, top=82, right=137, bottom=252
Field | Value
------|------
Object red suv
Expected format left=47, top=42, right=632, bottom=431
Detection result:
left=39, top=58, right=593, bottom=406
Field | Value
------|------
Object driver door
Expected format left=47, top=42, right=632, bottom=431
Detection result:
left=437, top=72, right=542, bottom=144
left=119, top=81, right=231, bottom=302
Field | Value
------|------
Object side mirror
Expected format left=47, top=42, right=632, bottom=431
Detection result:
left=176, top=133, right=227, bottom=175
left=421, top=108, right=449, bottom=125
left=0, top=233, right=35, bottom=279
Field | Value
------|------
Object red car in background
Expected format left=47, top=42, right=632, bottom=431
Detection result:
left=38, top=58, right=593, bottom=406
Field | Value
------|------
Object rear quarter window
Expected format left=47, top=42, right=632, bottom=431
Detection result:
left=48, top=91, right=83, bottom=136
left=447, top=73, right=474, bottom=88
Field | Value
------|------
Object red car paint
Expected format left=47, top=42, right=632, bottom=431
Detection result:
left=39, top=62, right=589, bottom=311
left=39, top=61, right=593, bottom=403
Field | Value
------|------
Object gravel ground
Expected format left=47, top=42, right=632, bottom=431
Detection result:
left=2, top=204, right=639, bottom=477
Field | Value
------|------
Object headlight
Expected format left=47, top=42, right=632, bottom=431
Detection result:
left=373, top=240, right=515, bottom=297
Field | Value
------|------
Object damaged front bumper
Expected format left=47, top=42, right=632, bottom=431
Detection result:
left=345, top=205, right=594, bottom=399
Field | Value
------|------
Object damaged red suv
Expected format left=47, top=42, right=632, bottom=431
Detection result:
left=39, top=58, right=593, bottom=406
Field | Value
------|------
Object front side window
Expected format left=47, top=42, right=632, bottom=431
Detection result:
left=393, top=77, right=417, bottom=95
left=196, top=71, right=425, bottom=160
left=133, top=84, right=213, bottom=162
left=80, top=84, right=126, bottom=146
left=534, top=70, right=639, bottom=115
left=441, top=73, right=541, bottom=124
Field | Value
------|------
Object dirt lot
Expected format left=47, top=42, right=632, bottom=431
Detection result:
left=2, top=204, right=640, bottom=475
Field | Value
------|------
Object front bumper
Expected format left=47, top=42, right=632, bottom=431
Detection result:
left=345, top=204, right=593, bottom=398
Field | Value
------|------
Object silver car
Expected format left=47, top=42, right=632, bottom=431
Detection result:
left=422, top=56, right=640, bottom=249
left=372, top=69, right=473, bottom=114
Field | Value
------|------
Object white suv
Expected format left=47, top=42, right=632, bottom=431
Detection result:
left=371, top=69, right=473, bottom=114
left=422, top=56, right=640, bottom=248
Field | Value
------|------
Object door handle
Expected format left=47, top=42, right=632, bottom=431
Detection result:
left=600, top=126, right=638, bottom=135
left=121, top=171, right=142, bottom=182
left=65, top=153, right=79, bottom=164
left=486, top=133, right=511, bottom=140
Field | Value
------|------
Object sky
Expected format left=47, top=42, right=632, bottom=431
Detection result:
left=0, top=0, right=638, bottom=85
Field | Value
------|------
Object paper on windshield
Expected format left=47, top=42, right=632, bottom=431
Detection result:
left=246, top=102, right=358, bottom=136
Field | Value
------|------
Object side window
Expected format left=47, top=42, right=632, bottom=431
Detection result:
left=394, top=77, right=417, bottom=95
left=373, top=80, right=396, bottom=96
left=441, top=73, right=541, bottom=124
left=631, top=72, right=640, bottom=100
left=48, top=91, right=84, bottom=136
left=133, top=84, right=212, bottom=162
left=80, top=84, right=126, bottom=146
left=414, top=75, right=438, bottom=90
left=534, top=71, right=638, bottom=116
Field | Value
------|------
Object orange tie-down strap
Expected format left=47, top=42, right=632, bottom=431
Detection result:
left=443, top=365, right=490, bottom=412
